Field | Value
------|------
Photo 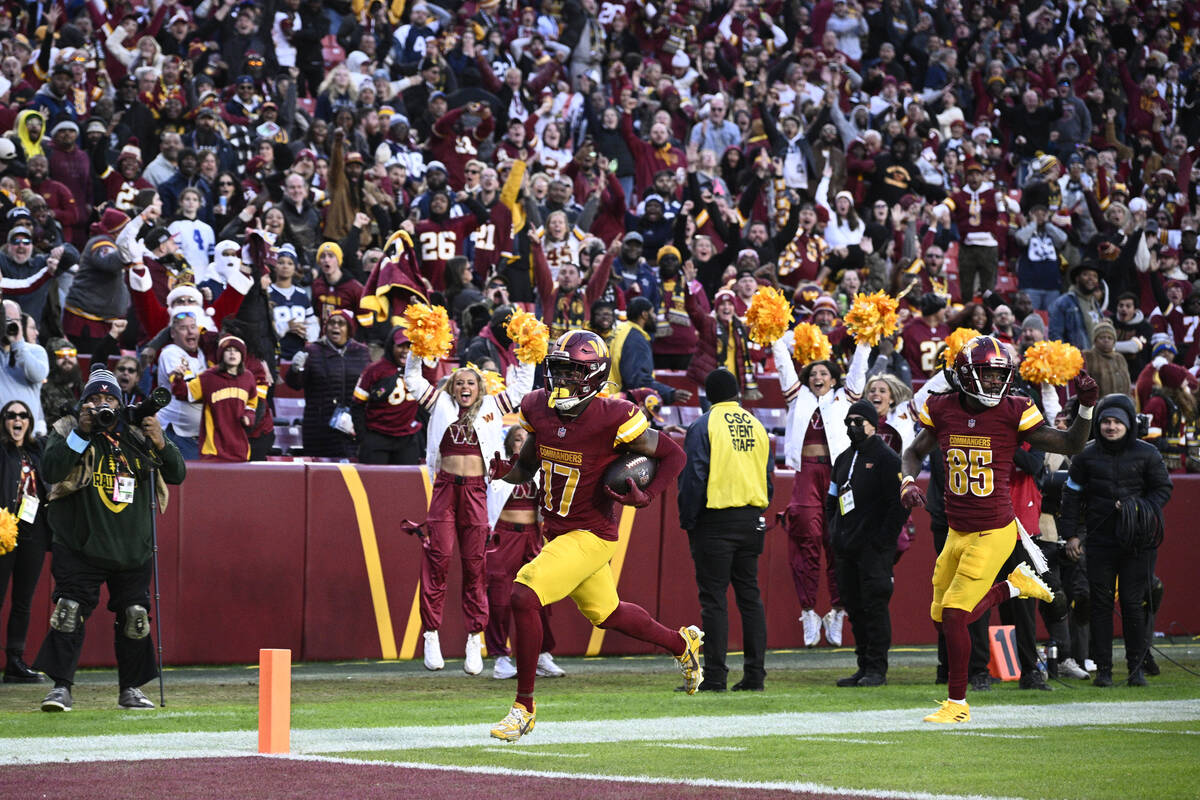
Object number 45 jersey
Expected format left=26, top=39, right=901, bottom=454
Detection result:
left=518, top=390, right=649, bottom=542
left=918, top=392, right=1043, bottom=532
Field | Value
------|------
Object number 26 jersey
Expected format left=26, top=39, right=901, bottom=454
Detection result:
left=518, top=390, right=649, bottom=542
left=918, top=393, right=1043, bottom=532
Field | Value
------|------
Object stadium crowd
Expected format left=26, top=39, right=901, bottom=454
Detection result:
left=0, top=0, right=1191, bottom=699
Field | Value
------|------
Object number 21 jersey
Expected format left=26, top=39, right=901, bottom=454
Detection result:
left=518, top=390, right=649, bottom=542
left=918, top=393, right=1043, bottom=531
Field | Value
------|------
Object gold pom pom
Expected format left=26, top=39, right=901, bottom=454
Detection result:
left=792, top=322, right=833, bottom=365
left=940, top=327, right=981, bottom=369
left=844, top=290, right=900, bottom=347
left=400, top=302, right=454, bottom=361
left=481, top=370, right=506, bottom=395
left=746, top=287, right=793, bottom=345
left=505, top=309, right=549, bottom=365
left=1019, top=340, right=1084, bottom=386
left=0, top=509, right=17, bottom=556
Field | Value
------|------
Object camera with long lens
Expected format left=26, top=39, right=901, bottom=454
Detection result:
left=91, top=387, right=172, bottom=429
left=4, top=318, right=20, bottom=341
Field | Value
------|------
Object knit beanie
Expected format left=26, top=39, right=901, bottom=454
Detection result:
left=705, top=368, right=740, bottom=404
left=846, top=398, right=879, bottom=428
left=82, top=367, right=123, bottom=406
left=1021, top=313, right=1046, bottom=334
left=317, top=241, right=343, bottom=266
left=1092, top=319, right=1116, bottom=343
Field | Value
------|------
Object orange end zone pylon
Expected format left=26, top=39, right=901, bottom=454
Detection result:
left=258, top=649, right=291, bottom=753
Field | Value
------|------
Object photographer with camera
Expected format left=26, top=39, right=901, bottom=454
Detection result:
left=32, top=368, right=185, bottom=711
left=0, top=298, right=49, bottom=437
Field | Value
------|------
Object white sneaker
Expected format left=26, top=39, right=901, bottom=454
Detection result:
left=1058, top=657, right=1090, bottom=680
left=464, top=632, right=484, bottom=675
left=423, top=630, right=444, bottom=671
left=1083, top=658, right=1098, bottom=673
left=801, top=609, right=821, bottom=647
left=492, top=655, right=517, bottom=680
left=536, top=652, right=565, bottom=677
left=822, top=609, right=847, bottom=647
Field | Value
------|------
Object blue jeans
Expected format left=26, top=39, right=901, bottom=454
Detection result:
left=1023, top=289, right=1061, bottom=312
left=164, top=424, right=199, bottom=461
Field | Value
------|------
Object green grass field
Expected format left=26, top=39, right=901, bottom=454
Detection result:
left=4, top=646, right=1200, bottom=799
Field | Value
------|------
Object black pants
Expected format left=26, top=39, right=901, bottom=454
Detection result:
left=993, top=546, right=1040, bottom=678
left=0, top=520, right=48, bottom=656
left=249, top=430, right=275, bottom=462
left=834, top=543, right=896, bottom=676
left=1086, top=543, right=1156, bottom=674
left=687, top=518, right=767, bottom=688
left=358, top=430, right=423, bottom=465
left=32, top=543, right=158, bottom=689
left=932, top=524, right=990, bottom=677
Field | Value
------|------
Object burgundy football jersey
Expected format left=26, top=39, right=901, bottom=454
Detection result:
left=918, top=392, right=1044, bottom=531
left=518, top=390, right=649, bottom=542
left=900, top=317, right=950, bottom=379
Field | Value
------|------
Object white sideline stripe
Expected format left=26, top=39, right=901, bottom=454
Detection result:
left=647, top=743, right=748, bottom=751
left=3, top=699, right=1198, bottom=768
left=947, top=733, right=1044, bottom=740
left=795, top=736, right=897, bottom=745
left=280, top=753, right=1028, bottom=800
left=491, top=750, right=592, bottom=758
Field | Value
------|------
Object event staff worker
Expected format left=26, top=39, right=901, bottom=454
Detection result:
left=1058, top=394, right=1172, bottom=688
left=828, top=399, right=907, bottom=688
left=678, top=368, right=773, bottom=692
left=32, top=368, right=186, bottom=712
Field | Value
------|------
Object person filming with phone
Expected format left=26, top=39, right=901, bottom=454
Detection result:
left=31, top=368, right=185, bottom=712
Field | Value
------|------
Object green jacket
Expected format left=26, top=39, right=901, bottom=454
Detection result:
left=43, top=417, right=186, bottom=570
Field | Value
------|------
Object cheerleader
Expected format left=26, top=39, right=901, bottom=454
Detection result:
left=484, top=426, right=563, bottom=680
left=405, top=352, right=533, bottom=674
left=773, top=328, right=870, bottom=648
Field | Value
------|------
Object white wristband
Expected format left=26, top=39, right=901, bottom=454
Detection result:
left=1079, top=405, right=1093, bottom=420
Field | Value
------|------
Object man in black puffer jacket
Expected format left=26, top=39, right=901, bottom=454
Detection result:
left=1058, top=393, right=1172, bottom=688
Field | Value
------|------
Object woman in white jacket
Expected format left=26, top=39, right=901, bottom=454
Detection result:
left=773, top=329, right=870, bottom=647
left=865, top=373, right=917, bottom=455
left=405, top=353, right=533, bottom=675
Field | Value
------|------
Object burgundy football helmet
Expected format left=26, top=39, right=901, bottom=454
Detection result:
left=954, top=335, right=1016, bottom=408
left=545, top=329, right=611, bottom=411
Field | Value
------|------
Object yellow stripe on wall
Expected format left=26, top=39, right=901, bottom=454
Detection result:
left=337, top=464, right=398, bottom=660
left=399, top=466, right=435, bottom=660
left=585, top=506, right=637, bottom=656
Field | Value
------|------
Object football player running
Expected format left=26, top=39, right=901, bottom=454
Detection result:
left=901, top=335, right=1098, bottom=723
left=487, top=330, right=702, bottom=742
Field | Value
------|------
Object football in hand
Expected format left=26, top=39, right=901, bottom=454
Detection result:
left=603, top=453, right=658, bottom=495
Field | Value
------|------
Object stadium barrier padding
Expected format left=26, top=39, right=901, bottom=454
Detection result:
left=7, top=466, right=1199, bottom=667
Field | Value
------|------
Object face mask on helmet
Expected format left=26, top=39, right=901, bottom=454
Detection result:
left=546, top=360, right=596, bottom=411
left=959, top=364, right=1013, bottom=407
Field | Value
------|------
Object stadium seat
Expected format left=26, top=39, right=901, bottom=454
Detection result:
left=274, top=397, right=305, bottom=425
left=322, top=35, right=345, bottom=67
left=273, top=425, right=303, bottom=456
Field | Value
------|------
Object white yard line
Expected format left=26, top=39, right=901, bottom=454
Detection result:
left=646, top=742, right=749, bottom=751
left=3, top=699, right=1198, bottom=769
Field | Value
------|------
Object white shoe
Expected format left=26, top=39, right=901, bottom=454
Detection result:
left=1083, top=658, right=1098, bottom=673
left=801, top=609, right=821, bottom=647
left=464, top=632, right=484, bottom=675
left=822, top=609, right=847, bottom=647
left=1058, top=657, right=1090, bottom=680
left=536, top=652, right=565, bottom=677
left=423, top=630, right=444, bottom=671
left=492, top=655, right=517, bottom=679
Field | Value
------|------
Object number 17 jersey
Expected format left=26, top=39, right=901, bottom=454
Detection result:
left=918, top=392, right=1044, bottom=532
left=518, top=390, right=649, bottom=542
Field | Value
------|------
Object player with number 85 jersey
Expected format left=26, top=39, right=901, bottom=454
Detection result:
left=902, top=335, right=1098, bottom=724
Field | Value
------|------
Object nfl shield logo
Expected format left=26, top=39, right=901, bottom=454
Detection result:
left=968, top=419, right=976, bottom=428
left=557, top=427, right=567, bottom=438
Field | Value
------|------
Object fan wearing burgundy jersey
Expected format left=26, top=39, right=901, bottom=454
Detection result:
left=901, top=335, right=1098, bottom=724
left=487, top=330, right=701, bottom=742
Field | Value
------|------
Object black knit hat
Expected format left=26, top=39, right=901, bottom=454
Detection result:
left=846, top=398, right=879, bottom=428
left=82, top=367, right=123, bottom=406
left=705, top=368, right=740, bottom=404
